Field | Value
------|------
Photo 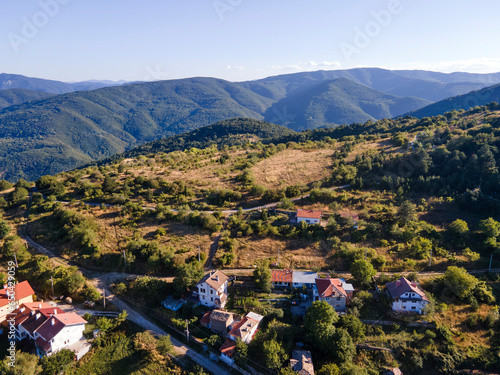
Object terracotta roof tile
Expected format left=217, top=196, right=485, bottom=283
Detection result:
left=272, top=269, right=293, bottom=283
left=297, top=210, right=322, bottom=220
left=0, top=281, right=35, bottom=307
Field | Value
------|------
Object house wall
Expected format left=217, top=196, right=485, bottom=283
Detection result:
left=220, top=353, right=234, bottom=366
left=319, top=296, right=346, bottom=311
left=49, top=324, right=86, bottom=354
left=297, top=217, right=320, bottom=225
left=211, top=318, right=232, bottom=335
left=0, top=295, right=34, bottom=324
left=198, top=282, right=228, bottom=308
left=391, top=295, right=428, bottom=314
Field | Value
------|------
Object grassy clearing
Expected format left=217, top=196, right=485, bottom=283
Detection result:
left=251, top=148, right=336, bottom=189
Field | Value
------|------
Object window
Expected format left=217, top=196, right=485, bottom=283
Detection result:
left=210, top=290, right=213, bottom=295
left=211, top=297, right=213, bottom=301
left=411, top=306, right=416, bottom=310
left=337, top=297, right=341, bottom=301
left=403, top=306, right=406, bottom=309
left=202, top=296, right=205, bottom=300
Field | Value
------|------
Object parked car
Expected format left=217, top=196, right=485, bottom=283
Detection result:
left=84, top=301, right=95, bottom=308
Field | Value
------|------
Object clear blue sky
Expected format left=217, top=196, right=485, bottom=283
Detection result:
left=1, top=0, right=499, bottom=82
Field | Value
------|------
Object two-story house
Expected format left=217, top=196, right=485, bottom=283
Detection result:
left=0, top=280, right=35, bottom=325
left=220, top=312, right=263, bottom=366
left=386, top=276, right=429, bottom=314
left=313, top=278, right=354, bottom=312
left=13, top=303, right=89, bottom=359
left=196, top=270, right=229, bottom=309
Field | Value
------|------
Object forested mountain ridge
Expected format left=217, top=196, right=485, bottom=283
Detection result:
left=1, top=68, right=500, bottom=182
left=0, top=78, right=274, bottom=182
left=406, top=83, right=500, bottom=118
left=240, top=68, right=500, bottom=102
left=0, top=73, right=121, bottom=94
left=263, top=78, right=431, bottom=130
left=0, top=88, right=54, bottom=109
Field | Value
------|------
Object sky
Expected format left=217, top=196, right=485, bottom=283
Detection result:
left=1, top=0, right=500, bottom=83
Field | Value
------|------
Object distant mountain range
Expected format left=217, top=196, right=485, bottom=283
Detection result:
left=1, top=68, right=500, bottom=181
left=0, top=73, right=123, bottom=94
left=406, top=83, right=500, bottom=118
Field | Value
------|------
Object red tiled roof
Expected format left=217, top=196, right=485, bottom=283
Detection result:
left=220, top=338, right=237, bottom=358
left=0, top=281, right=35, bottom=307
left=315, top=278, right=347, bottom=298
left=386, top=277, right=428, bottom=301
left=12, top=303, right=56, bottom=326
left=297, top=210, right=322, bottom=220
left=54, top=312, right=87, bottom=326
left=272, top=269, right=293, bottom=283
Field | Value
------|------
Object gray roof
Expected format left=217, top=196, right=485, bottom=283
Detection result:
left=292, top=271, right=318, bottom=284
left=386, top=277, right=428, bottom=301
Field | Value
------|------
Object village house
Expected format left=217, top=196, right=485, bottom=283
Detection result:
left=385, top=276, right=429, bottom=314
left=292, top=271, right=318, bottom=290
left=290, top=350, right=315, bottom=375
left=271, top=269, right=293, bottom=288
left=0, top=280, right=35, bottom=325
left=313, top=278, right=354, bottom=312
left=200, top=309, right=237, bottom=335
left=220, top=312, right=263, bottom=366
left=13, top=303, right=89, bottom=359
left=296, top=210, right=322, bottom=225
left=195, top=270, right=229, bottom=309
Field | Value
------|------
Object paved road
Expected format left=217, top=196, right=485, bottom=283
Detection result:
left=20, top=197, right=232, bottom=375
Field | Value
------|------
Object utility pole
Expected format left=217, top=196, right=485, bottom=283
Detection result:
left=103, top=289, right=106, bottom=309
left=185, top=319, right=189, bottom=341
left=198, top=246, right=200, bottom=262
left=123, top=250, right=127, bottom=270
left=50, top=276, right=54, bottom=296
left=429, top=248, right=432, bottom=268
left=278, top=248, right=280, bottom=267
left=13, top=252, right=18, bottom=268
left=489, top=254, right=493, bottom=272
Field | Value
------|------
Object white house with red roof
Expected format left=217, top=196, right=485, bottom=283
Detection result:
left=13, top=303, right=89, bottom=359
left=385, top=276, right=429, bottom=314
left=313, top=278, right=354, bottom=311
left=0, top=280, right=35, bottom=325
left=219, top=311, right=263, bottom=366
left=195, top=270, right=229, bottom=308
left=297, top=210, right=322, bottom=225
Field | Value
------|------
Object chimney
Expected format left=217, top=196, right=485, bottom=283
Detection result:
left=30, top=310, right=35, bottom=316
left=51, top=318, right=55, bottom=326
left=20, top=307, right=25, bottom=313
left=35, top=313, right=41, bottom=320
left=53, top=309, right=57, bottom=315
left=215, top=276, right=219, bottom=282
left=38, top=303, right=42, bottom=308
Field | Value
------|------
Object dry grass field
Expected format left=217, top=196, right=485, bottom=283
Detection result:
left=251, top=148, right=336, bottom=189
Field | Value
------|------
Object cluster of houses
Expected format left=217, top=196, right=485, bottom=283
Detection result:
left=189, top=269, right=429, bottom=373
left=271, top=269, right=355, bottom=312
left=1, top=280, right=90, bottom=360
